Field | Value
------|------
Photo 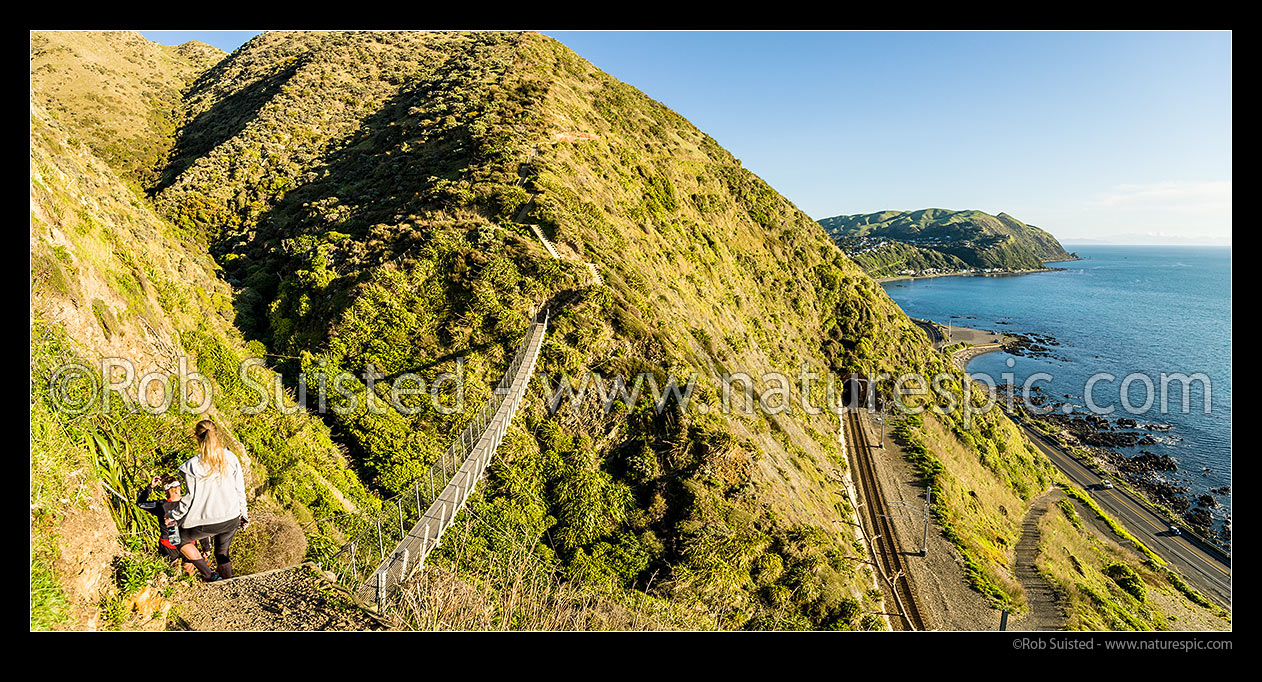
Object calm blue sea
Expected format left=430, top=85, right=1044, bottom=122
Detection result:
left=881, top=245, right=1232, bottom=524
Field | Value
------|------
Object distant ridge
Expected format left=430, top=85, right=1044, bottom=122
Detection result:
left=30, top=31, right=226, bottom=186
left=819, top=208, right=1076, bottom=278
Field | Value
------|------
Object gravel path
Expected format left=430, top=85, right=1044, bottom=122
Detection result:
left=168, top=564, right=384, bottom=631
left=1008, top=490, right=1067, bottom=631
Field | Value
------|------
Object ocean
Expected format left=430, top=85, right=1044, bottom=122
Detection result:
left=881, top=245, right=1232, bottom=528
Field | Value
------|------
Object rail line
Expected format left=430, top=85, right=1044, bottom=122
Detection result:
left=845, top=409, right=929, bottom=631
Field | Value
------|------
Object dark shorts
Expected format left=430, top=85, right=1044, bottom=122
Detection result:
left=158, top=539, right=183, bottom=561
left=181, top=517, right=240, bottom=545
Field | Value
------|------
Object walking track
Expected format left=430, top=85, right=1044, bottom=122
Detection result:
left=1009, top=490, right=1066, bottom=630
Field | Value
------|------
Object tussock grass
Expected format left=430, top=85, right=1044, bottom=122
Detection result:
left=393, top=545, right=704, bottom=631
left=31, top=31, right=224, bottom=187
left=892, top=412, right=1034, bottom=610
left=30, top=95, right=379, bottom=628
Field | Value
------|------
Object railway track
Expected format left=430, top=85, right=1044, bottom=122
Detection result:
left=846, top=409, right=929, bottom=631
left=910, top=317, right=945, bottom=348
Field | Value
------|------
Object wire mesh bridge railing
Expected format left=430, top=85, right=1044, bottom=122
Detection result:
left=315, top=309, right=549, bottom=612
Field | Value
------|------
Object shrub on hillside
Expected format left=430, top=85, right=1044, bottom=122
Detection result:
left=1103, top=563, right=1146, bottom=602
left=227, top=512, right=308, bottom=575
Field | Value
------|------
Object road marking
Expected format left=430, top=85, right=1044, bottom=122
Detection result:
left=1102, top=490, right=1166, bottom=533
left=1034, top=436, right=1094, bottom=483
left=1174, top=535, right=1231, bottom=577
left=1100, top=492, right=1230, bottom=578
left=1021, top=424, right=1231, bottom=584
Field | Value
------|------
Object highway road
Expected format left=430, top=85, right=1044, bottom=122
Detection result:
left=1016, top=418, right=1231, bottom=609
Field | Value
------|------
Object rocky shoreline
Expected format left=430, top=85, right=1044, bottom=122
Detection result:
left=974, top=328, right=1230, bottom=550
left=1021, top=395, right=1231, bottom=547
left=1003, top=330, right=1065, bottom=361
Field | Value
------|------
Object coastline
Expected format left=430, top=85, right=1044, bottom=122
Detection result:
left=882, top=246, right=1230, bottom=551
left=950, top=336, right=1231, bottom=555
left=952, top=342, right=1005, bottom=371
left=877, top=266, right=1063, bottom=284
left=876, top=255, right=1084, bottom=284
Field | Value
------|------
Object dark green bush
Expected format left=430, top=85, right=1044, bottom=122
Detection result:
left=1104, top=563, right=1147, bottom=602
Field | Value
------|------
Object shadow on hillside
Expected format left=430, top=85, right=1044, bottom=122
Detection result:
left=213, top=56, right=546, bottom=493
left=222, top=49, right=523, bottom=349
left=380, top=343, right=495, bottom=384
left=223, top=80, right=474, bottom=347
left=154, top=57, right=307, bottom=195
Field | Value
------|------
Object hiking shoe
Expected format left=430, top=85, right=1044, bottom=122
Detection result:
left=199, top=571, right=222, bottom=583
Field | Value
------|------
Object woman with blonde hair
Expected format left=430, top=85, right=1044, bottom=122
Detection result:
left=171, top=420, right=250, bottom=581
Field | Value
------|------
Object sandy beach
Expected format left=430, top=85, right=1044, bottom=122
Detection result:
left=950, top=343, right=1005, bottom=370
left=908, top=316, right=1012, bottom=369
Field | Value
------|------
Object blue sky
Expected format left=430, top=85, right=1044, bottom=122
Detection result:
left=142, top=30, right=262, bottom=53
left=141, top=30, right=1231, bottom=244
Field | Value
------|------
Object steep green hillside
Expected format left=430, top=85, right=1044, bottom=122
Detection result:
left=149, top=30, right=1049, bottom=627
left=30, top=31, right=224, bottom=188
left=820, top=208, right=1075, bottom=278
left=836, top=240, right=971, bottom=279
left=30, top=88, right=376, bottom=629
left=32, top=30, right=1220, bottom=631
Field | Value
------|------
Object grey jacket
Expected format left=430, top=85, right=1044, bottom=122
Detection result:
left=173, top=448, right=249, bottom=528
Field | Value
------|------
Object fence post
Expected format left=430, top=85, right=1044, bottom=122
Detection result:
left=377, top=518, right=384, bottom=561
left=399, top=549, right=409, bottom=582
left=421, top=523, right=430, bottom=565
left=376, top=569, right=387, bottom=614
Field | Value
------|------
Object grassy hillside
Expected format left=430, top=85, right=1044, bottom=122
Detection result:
left=150, top=30, right=897, bottom=628
left=837, top=240, right=970, bottom=279
left=820, top=208, right=1075, bottom=278
left=1043, top=488, right=1228, bottom=630
left=32, top=30, right=1222, bottom=630
left=148, top=30, right=1050, bottom=627
left=30, top=31, right=224, bottom=188
left=30, top=87, right=377, bottom=629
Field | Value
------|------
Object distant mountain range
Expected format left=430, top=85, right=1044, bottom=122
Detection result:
left=819, top=208, right=1076, bottom=278
left=1060, top=235, right=1231, bottom=246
